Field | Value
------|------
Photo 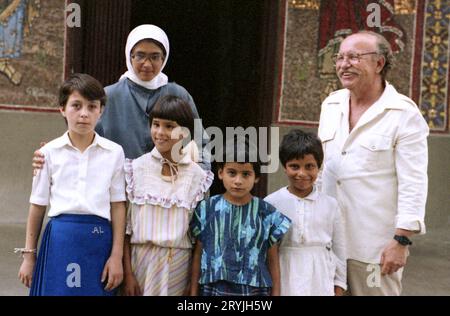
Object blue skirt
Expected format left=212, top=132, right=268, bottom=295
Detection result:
left=30, top=214, right=115, bottom=296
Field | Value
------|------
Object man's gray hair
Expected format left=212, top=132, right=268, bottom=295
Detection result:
left=357, top=30, right=394, bottom=81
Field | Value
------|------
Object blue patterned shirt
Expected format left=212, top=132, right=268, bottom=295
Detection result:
left=191, top=195, right=291, bottom=287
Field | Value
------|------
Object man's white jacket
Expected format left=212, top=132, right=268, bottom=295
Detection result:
left=318, top=82, right=429, bottom=263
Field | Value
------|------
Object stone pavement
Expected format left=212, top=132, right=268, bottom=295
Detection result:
left=1, top=224, right=449, bottom=296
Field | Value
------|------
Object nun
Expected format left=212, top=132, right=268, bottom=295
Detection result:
left=96, top=24, right=210, bottom=168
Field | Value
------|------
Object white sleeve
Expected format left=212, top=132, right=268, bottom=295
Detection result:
left=394, top=110, right=429, bottom=234
left=29, top=148, right=51, bottom=206
left=332, top=206, right=347, bottom=290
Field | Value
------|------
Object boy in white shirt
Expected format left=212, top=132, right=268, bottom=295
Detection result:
left=17, top=73, right=126, bottom=296
left=265, top=129, right=346, bottom=296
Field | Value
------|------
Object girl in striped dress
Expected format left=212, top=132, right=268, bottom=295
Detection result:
left=122, top=95, right=213, bottom=296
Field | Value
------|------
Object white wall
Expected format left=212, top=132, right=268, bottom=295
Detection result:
left=0, top=111, right=65, bottom=224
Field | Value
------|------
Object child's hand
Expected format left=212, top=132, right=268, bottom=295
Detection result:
left=32, top=145, right=46, bottom=176
left=101, top=255, right=123, bottom=291
left=18, top=255, right=36, bottom=288
left=334, top=286, right=344, bottom=296
left=122, top=273, right=142, bottom=296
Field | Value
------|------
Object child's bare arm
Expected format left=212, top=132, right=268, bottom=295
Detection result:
left=267, top=244, right=281, bottom=296
left=123, top=235, right=133, bottom=277
left=18, top=204, right=46, bottom=287
left=109, top=201, right=126, bottom=259
left=190, top=240, right=203, bottom=296
left=122, top=234, right=142, bottom=296
left=102, top=201, right=125, bottom=291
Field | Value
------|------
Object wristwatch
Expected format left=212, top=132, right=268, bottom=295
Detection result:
left=394, top=235, right=412, bottom=246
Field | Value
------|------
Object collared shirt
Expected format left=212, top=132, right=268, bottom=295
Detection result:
left=125, top=148, right=213, bottom=247
left=191, top=195, right=291, bottom=288
left=264, top=186, right=347, bottom=290
left=30, top=132, right=126, bottom=221
left=318, top=82, right=429, bottom=263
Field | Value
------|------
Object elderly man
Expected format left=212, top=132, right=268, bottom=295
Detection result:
left=318, top=31, right=429, bottom=296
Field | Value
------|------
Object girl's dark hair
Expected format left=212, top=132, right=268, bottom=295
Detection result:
left=59, top=73, right=106, bottom=108
left=279, top=129, right=323, bottom=168
left=132, top=39, right=167, bottom=58
left=216, top=136, right=261, bottom=177
left=149, top=95, right=195, bottom=138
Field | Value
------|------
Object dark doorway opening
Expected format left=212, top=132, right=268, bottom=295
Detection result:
left=131, top=0, right=263, bottom=129
left=68, top=0, right=281, bottom=196
left=130, top=0, right=271, bottom=196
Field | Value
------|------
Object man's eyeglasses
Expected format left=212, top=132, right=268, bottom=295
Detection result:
left=131, top=52, right=164, bottom=64
left=332, top=52, right=379, bottom=65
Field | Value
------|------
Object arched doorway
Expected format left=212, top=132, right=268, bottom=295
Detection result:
left=66, top=0, right=282, bottom=196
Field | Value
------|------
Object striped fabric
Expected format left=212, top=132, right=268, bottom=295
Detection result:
left=131, top=244, right=191, bottom=296
left=124, top=149, right=213, bottom=296
left=124, top=149, right=214, bottom=249
left=127, top=204, right=193, bottom=248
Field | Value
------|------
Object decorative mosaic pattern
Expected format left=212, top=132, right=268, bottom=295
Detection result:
left=278, top=0, right=415, bottom=125
left=0, top=0, right=64, bottom=109
left=289, top=0, right=416, bottom=14
left=394, top=0, right=417, bottom=14
left=289, top=0, right=320, bottom=10
left=417, top=0, right=449, bottom=132
left=280, top=0, right=449, bottom=133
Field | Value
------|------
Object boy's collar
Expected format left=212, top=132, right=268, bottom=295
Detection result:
left=54, top=132, right=114, bottom=150
left=91, top=133, right=115, bottom=150
left=286, top=185, right=318, bottom=201
left=221, top=194, right=254, bottom=206
left=306, top=186, right=319, bottom=200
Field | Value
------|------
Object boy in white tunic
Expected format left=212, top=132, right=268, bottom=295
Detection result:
left=265, top=129, right=346, bottom=296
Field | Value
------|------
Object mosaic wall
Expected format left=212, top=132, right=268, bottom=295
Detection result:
left=279, top=0, right=449, bottom=133
left=0, top=0, right=65, bottom=108
left=412, top=0, right=449, bottom=132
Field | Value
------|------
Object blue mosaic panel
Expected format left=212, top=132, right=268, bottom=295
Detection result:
left=419, top=0, right=449, bottom=131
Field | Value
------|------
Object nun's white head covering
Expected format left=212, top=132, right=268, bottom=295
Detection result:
left=120, top=24, right=170, bottom=90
